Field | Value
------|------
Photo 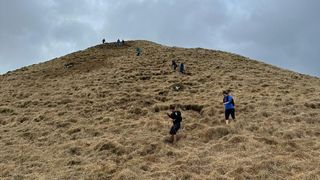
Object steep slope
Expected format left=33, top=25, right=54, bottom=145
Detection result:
left=0, top=40, right=319, bottom=179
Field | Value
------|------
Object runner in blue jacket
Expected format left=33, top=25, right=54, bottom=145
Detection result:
left=223, top=90, right=235, bottom=124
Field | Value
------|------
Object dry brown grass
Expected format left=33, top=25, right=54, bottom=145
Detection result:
left=0, top=40, right=319, bottom=179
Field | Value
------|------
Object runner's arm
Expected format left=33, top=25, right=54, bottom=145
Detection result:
left=223, top=96, right=231, bottom=105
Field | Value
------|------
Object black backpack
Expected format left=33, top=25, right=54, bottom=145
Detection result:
left=231, top=98, right=235, bottom=106
left=174, top=111, right=182, bottom=122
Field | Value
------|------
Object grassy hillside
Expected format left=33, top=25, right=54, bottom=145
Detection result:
left=0, top=40, right=319, bottom=179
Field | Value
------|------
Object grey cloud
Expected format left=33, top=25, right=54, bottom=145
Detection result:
left=0, top=0, right=319, bottom=76
left=0, top=0, right=50, bottom=72
left=104, top=0, right=229, bottom=47
left=0, top=0, right=103, bottom=73
left=219, top=0, right=320, bottom=76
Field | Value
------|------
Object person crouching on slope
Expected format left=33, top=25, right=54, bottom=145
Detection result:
left=223, top=90, right=235, bottom=125
left=167, top=106, right=182, bottom=144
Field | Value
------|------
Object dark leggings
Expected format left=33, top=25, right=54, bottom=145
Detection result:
left=225, top=109, right=235, bottom=120
left=170, top=123, right=181, bottom=135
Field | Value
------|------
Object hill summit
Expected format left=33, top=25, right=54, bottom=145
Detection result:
left=0, top=40, right=319, bottom=179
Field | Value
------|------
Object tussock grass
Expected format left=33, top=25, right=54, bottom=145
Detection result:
left=0, top=40, right=319, bottom=179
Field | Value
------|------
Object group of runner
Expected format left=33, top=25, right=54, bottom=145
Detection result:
left=167, top=90, right=235, bottom=143
left=101, top=39, right=236, bottom=144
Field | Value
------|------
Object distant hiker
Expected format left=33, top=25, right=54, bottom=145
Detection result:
left=179, top=63, right=185, bottom=73
left=122, top=39, right=125, bottom=45
left=102, top=38, right=105, bottom=44
left=172, top=60, right=178, bottom=71
left=136, top=47, right=141, bottom=56
left=167, top=106, right=182, bottom=144
left=223, top=90, right=235, bottom=125
left=117, top=39, right=121, bottom=46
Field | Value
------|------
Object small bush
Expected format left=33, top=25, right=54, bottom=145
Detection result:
left=67, top=128, right=81, bottom=135
left=182, top=104, right=204, bottom=113
left=228, top=135, right=247, bottom=144
left=58, top=99, right=73, bottom=105
left=202, top=126, right=231, bottom=142
left=56, top=122, right=71, bottom=128
left=254, top=137, right=278, bottom=145
left=153, top=104, right=170, bottom=112
left=139, top=143, right=158, bottom=156
left=113, top=168, right=139, bottom=180
left=0, top=107, right=14, bottom=114
left=96, top=141, right=125, bottom=155
left=128, top=107, right=148, bottom=116
left=18, top=117, right=29, bottom=123
left=34, top=115, right=46, bottom=122
left=155, top=95, right=167, bottom=102
left=67, top=160, right=81, bottom=166
left=129, top=107, right=142, bottom=115
left=68, top=147, right=81, bottom=156
left=139, top=75, right=151, bottom=81
left=154, top=106, right=160, bottom=112
left=305, top=103, right=320, bottom=109
left=261, top=111, right=272, bottom=118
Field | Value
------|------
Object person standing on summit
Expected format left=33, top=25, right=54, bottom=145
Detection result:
left=136, top=47, right=141, bottom=56
left=223, top=90, right=235, bottom=125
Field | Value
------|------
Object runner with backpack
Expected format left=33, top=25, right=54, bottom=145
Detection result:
left=223, top=90, right=235, bottom=124
left=167, top=106, right=182, bottom=144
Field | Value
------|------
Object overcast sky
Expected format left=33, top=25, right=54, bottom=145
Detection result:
left=0, top=0, right=319, bottom=77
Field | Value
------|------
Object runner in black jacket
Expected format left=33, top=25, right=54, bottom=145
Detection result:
left=167, top=106, right=182, bottom=143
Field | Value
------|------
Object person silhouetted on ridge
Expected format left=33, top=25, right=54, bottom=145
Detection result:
left=179, top=63, right=185, bottom=73
left=167, top=106, right=182, bottom=144
left=172, top=60, right=178, bottom=71
left=122, top=39, right=125, bottom=45
left=102, top=38, right=105, bottom=44
left=136, top=47, right=141, bottom=56
left=223, top=90, right=235, bottom=125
